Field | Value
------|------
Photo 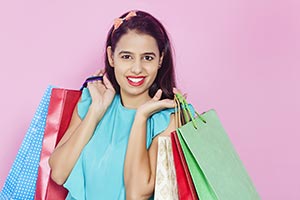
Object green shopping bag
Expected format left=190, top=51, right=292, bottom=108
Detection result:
left=175, top=94, right=260, bottom=200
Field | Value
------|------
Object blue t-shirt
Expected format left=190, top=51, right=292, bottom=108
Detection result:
left=63, top=88, right=188, bottom=200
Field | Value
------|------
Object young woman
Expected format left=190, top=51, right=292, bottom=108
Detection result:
left=49, top=10, right=184, bottom=200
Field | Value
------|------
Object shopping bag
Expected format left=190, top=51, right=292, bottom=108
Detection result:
left=0, top=86, right=54, bottom=200
left=170, top=132, right=198, bottom=200
left=0, top=75, right=101, bottom=200
left=34, top=75, right=102, bottom=200
left=34, top=88, right=81, bottom=200
left=154, top=136, right=178, bottom=200
left=175, top=94, right=260, bottom=200
left=170, top=96, right=198, bottom=200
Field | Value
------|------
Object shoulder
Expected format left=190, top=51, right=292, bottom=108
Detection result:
left=148, top=108, right=175, bottom=138
left=147, top=103, right=195, bottom=140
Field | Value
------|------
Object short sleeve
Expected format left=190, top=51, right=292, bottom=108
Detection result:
left=146, top=104, right=195, bottom=148
left=149, top=108, right=174, bottom=140
left=77, top=88, right=92, bottom=120
left=63, top=155, right=86, bottom=200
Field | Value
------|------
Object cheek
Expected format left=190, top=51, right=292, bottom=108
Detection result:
left=146, top=64, right=159, bottom=74
left=114, top=68, right=123, bottom=80
left=147, top=68, right=159, bottom=82
left=114, top=59, right=132, bottom=70
left=112, top=66, right=123, bottom=81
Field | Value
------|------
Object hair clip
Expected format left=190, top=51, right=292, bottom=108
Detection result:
left=113, top=11, right=137, bottom=32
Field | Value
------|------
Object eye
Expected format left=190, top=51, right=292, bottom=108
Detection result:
left=121, top=55, right=132, bottom=59
left=144, top=56, right=154, bottom=61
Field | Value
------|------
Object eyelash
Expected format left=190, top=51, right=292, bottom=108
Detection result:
left=121, top=55, right=154, bottom=61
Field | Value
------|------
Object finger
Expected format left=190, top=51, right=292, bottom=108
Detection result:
left=157, top=99, right=176, bottom=109
left=87, top=81, right=94, bottom=89
left=163, top=99, right=176, bottom=107
left=88, top=81, right=105, bottom=93
left=183, top=93, right=188, bottom=99
left=98, top=69, right=105, bottom=76
left=103, top=74, right=115, bottom=91
left=88, top=81, right=98, bottom=87
left=97, top=83, right=107, bottom=92
left=95, top=80, right=104, bottom=88
left=153, top=89, right=162, bottom=101
left=93, top=69, right=102, bottom=76
left=89, top=78, right=102, bottom=85
left=173, top=87, right=182, bottom=94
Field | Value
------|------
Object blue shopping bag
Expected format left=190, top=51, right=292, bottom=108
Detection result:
left=0, top=86, right=54, bottom=200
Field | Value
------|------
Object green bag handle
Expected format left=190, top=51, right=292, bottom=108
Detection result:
left=175, top=93, right=207, bottom=129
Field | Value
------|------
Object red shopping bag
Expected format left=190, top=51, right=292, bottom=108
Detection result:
left=34, top=88, right=81, bottom=200
left=170, top=131, right=198, bottom=200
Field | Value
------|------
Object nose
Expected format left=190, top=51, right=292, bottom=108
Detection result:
left=130, top=60, right=142, bottom=74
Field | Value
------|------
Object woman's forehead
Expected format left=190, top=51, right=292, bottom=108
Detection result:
left=115, top=31, right=159, bottom=54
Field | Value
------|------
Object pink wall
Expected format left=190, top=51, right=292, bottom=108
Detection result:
left=1, top=0, right=299, bottom=199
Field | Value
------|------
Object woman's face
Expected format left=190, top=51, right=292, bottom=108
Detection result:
left=107, top=30, right=163, bottom=101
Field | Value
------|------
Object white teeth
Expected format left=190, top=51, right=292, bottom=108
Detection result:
left=128, top=77, right=144, bottom=83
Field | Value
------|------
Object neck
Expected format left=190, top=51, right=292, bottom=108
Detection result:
left=120, top=90, right=151, bottom=109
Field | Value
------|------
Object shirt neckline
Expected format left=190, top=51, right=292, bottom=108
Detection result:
left=116, top=94, right=137, bottom=113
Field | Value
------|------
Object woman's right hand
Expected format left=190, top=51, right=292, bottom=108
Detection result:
left=87, top=69, right=116, bottom=121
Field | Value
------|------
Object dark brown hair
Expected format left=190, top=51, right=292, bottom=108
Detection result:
left=104, top=10, right=176, bottom=99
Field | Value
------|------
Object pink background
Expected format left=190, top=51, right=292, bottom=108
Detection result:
left=1, top=0, right=299, bottom=199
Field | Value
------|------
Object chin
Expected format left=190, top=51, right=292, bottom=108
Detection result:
left=121, top=87, right=150, bottom=98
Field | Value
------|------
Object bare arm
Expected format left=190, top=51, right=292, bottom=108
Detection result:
left=48, top=72, right=115, bottom=185
left=48, top=103, right=106, bottom=185
left=124, top=89, right=176, bottom=200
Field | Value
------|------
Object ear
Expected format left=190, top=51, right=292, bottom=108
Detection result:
left=159, top=52, right=164, bottom=68
left=107, top=46, right=114, bottom=67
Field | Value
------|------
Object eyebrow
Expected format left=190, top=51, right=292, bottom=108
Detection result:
left=118, top=50, right=157, bottom=57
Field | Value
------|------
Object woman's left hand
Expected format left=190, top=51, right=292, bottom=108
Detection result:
left=136, top=89, right=176, bottom=119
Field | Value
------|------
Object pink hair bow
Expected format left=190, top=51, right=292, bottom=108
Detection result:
left=113, top=11, right=137, bottom=31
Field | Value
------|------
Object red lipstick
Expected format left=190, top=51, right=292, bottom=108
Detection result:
left=127, top=76, right=145, bottom=86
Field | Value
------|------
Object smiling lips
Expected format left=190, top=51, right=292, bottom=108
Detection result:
left=127, top=76, right=146, bottom=86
